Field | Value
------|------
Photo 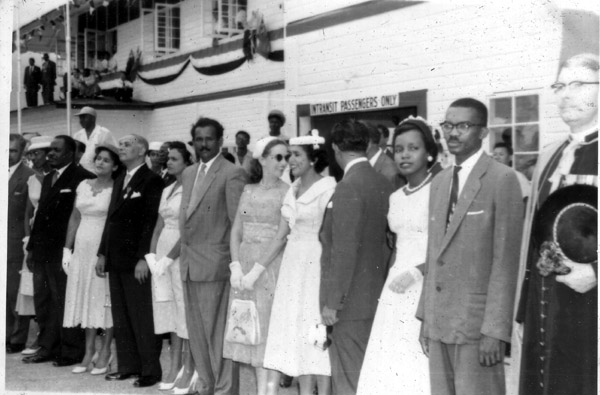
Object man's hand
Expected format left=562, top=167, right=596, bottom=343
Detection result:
left=95, top=255, right=106, bottom=278
left=321, top=306, right=338, bottom=326
left=134, top=259, right=150, bottom=284
left=478, top=335, right=505, bottom=367
left=419, top=322, right=429, bottom=357
left=556, top=260, right=597, bottom=294
left=26, top=252, right=34, bottom=272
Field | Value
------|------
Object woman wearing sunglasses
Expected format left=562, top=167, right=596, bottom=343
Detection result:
left=224, top=137, right=290, bottom=395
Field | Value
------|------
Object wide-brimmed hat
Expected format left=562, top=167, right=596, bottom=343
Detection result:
left=74, top=106, right=97, bottom=118
left=94, top=143, right=120, bottom=158
left=27, top=136, right=53, bottom=152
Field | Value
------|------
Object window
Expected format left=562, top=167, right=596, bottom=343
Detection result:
left=489, top=93, right=540, bottom=179
left=212, top=0, right=247, bottom=38
left=154, top=3, right=181, bottom=55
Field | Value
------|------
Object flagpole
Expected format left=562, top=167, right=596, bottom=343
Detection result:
left=16, top=1, right=22, bottom=135
left=65, top=1, right=71, bottom=136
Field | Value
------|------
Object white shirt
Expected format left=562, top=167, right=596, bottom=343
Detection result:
left=455, top=148, right=484, bottom=195
left=54, top=163, right=71, bottom=181
left=124, top=163, right=145, bottom=188
left=73, top=125, right=117, bottom=173
left=368, top=149, right=383, bottom=167
left=514, top=170, right=531, bottom=199
left=9, top=162, right=21, bottom=180
left=344, top=157, right=368, bottom=174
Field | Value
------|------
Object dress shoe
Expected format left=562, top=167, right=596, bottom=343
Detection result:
left=172, top=371, right=198, bottom=395
left=133, top=375, right=160, bottom=388
left=22, top=354, right=53, bottom=364
left=21, top=346, right=41, bottom=356
left=280, top=374, right=293, bottom=388
left=90, top=355, right=113, bottom=375
left=6, top=343, right=25, bottom=354
left=53, top=357, right=81, bottom=367
left=105, top=371, right=140, bottom=381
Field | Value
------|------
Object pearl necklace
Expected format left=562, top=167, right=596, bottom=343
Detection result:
left=404, top=173, right=432, bottom=193
left=259, top=179, right=279, bottom=190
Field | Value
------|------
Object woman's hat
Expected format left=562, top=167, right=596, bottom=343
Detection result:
left=27, top=136, right=53, bottom=152
left=252, top=136, right=278, bottom=159
left=94, top=143, right=120, bottom=158
left=289, top=129, right=324, bottom=149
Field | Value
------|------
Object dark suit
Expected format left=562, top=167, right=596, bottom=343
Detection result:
left=7, top=162, right=35, bottom=346
left=98, top=165, right=163, bottom=379
left=372, top=150, right=405, bottom=190
left=417, top=153, right=523, bottom=395
left=180, top=155, right=247, bottom=395
left=24, top=65, right=41, bottom=107
left=27, top=163, right=94, bottom=359
left=41, top=60, right=56, bottom=104
left=320, top=160, right=392, bottom=395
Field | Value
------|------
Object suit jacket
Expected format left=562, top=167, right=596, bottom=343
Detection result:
left=41, top=60, right=56, bottom=86
left=320, top=161, right=393, bottom=321
left=28, top=163, right=95, bottom=266
left=8, top=162, right=34, bottom=260
left=24, top=65, right=41, bottom=90
left=417, top=153, right=523, bottom=344
left=98, top=165, right=163, bottom=273
left=179, top=155, right=248, bottom=282
left=373, top=151, right=405, bottom=190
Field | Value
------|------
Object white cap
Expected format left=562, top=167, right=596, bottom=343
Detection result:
left=27, top=136, right=53, bottom=151
left=149, top=141, right=164, bottom=151
left=74, top=106, right=97, bottom=118
left=289, top=129, right=324, bottom=149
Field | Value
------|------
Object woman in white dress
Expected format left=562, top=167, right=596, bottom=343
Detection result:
left=19, top=136, right=53, bottom=355
left=63, top=144, right=121, bottom=374
left=262, top=131, right=336, bottom=395
left=357, top=116, right=439, bottom=395
left=145, top=141, right=192, bottom=391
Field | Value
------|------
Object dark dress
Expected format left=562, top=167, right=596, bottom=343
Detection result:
left=517, top=134, right=598, bottom=395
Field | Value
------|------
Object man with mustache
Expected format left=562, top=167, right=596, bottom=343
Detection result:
left=417, top=98, right=523, bottom=395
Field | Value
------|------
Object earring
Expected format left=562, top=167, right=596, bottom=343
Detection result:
left=427, top=155, right=433, bottom=162
left=310, top=162, right=315, bottom=166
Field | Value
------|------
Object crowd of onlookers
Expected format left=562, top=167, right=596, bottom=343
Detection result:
left=7, top=52, right=598, bottom=395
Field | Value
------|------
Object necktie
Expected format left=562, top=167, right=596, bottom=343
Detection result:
left=123, top=173, right=132, bottom=190
left=446, top=165, right=462, bottom=227
left=51, top=170, right=59, bottom=187
left=186, top=163, right=207, bottom=217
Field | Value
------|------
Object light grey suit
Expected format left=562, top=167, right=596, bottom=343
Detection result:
left=417, top=153, right=524, bottom=395
left=179, top=155, right=247, bottom=395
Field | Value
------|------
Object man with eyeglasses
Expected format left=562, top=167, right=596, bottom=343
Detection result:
left=417, top=98, right=524, bottom=395
left=514, top=53, right=598, bottom=395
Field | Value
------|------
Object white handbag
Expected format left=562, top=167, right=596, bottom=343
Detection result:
left=225, top=299, right=261, bottom=346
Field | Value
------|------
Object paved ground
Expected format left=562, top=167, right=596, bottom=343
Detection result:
left=5, top=330, right=300, bottom=395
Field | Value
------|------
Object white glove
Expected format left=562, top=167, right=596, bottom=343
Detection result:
left=156, top=256, right=174, bottom=276
left=62, top=248, right=72, bottom=275
left=229, top=261, right=244, bottom=290
left=241, top=263, right=266, bottom=291
left=144, top=253, right=158, bottom=274
left=556, top=259, right=597, bottom=293
left=22, top=236, right=30, bottom=255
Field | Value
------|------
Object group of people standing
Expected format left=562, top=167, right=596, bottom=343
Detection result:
left=6, top=52, right=598, bottom=395
left=23, top=53, right=57, bottom=107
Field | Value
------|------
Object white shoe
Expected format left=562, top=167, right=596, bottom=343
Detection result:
left=21, top=346, right=41, bottom=356
left=159, top=366, right=184, bottom=390
left=90, top=355, right=113, bottom=375
left=172, top=371, right=198, bottom=395
left=72, top=365, right=87, bottom=374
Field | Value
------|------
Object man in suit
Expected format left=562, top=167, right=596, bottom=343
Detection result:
left=41, top=53, right=57, bottom=105
left=96, top=134, right=163, bottom=387
left=180, top=117, right=247, bottom=395
left=7, top=134, right=35, bottom=354
left=23, top=58, right=41, bottom=107
left=24, top=135, right=95, bottom=365
left=320, top=120, right=393, bottom=395
left=514, top=53, right=598, bottom=395
left=365, top=122, right=405, bottom=190
left=416, top=98, right=523, bottom=395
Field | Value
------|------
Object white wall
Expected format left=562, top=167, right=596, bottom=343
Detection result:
left=284, top=2, right=569, bottom=146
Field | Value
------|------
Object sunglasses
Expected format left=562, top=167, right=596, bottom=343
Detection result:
left=270, top=154, right=291, bottom=162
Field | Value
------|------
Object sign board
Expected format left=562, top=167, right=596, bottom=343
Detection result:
left=309, top=94, right=400, bottom=116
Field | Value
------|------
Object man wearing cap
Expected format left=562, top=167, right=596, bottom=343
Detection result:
left=268, top=110, right=288, bottom=140
left=41, top=53, right=56, bottom=105
left=24, top=135, right=95, bottom=365
left=7, top=134, right=35, bottom=354
left=73, top=106, right=118, bottom=173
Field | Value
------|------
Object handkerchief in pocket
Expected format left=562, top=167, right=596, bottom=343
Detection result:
left=60, top=189, right=72, bottom=193
left=130, top=191, right=142, bottom=199
left=326, top=201, right=333, bottom=209
left=466, top=210, right=484, bottom=216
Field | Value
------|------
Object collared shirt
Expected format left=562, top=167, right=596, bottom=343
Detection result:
left=9, top=162, right=21, bottom=180
left=455, top=147, right=484, bottom=195
left=123, top=163, right=144, bottom=189
left=368, top=148, right=383, bottom=167
left=54, top=162, right=71, bottom=181
left=344, top=157, right=368, bottom=174
left=197, top=153, right=220, bottom=179
left=569, top=126, right=598, bottom=144
left=234, top=150, right=253, bottom=173
left=73, top=125, right=117, bottom=173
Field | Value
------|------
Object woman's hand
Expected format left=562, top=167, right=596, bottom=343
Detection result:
left=241, top=263, right=266, bottom=291
left=229, top=261, right=244, bottom=290
left=62, top=248, right=72, bottom=275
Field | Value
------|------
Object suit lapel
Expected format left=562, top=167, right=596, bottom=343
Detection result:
left=436, top=155, right=489, bottom=258
left=185, top=156, right=222, bottom=221
left=44, top=163, right=77, bottom=204
left=111, top=165, right=149, bottom=215
left=9, top=162, right=25, bottom=196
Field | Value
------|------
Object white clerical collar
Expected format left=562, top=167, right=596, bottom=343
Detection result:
left=344, top=157, right=368, bottom=174
left=368, top=148, right=383, bottom=167
left=569, top=126, right=598, bottom=144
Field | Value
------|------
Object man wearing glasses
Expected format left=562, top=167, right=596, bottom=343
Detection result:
left=515, top=53, right=598, bottom=395
left=417, top=98, right=524, bottom=395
